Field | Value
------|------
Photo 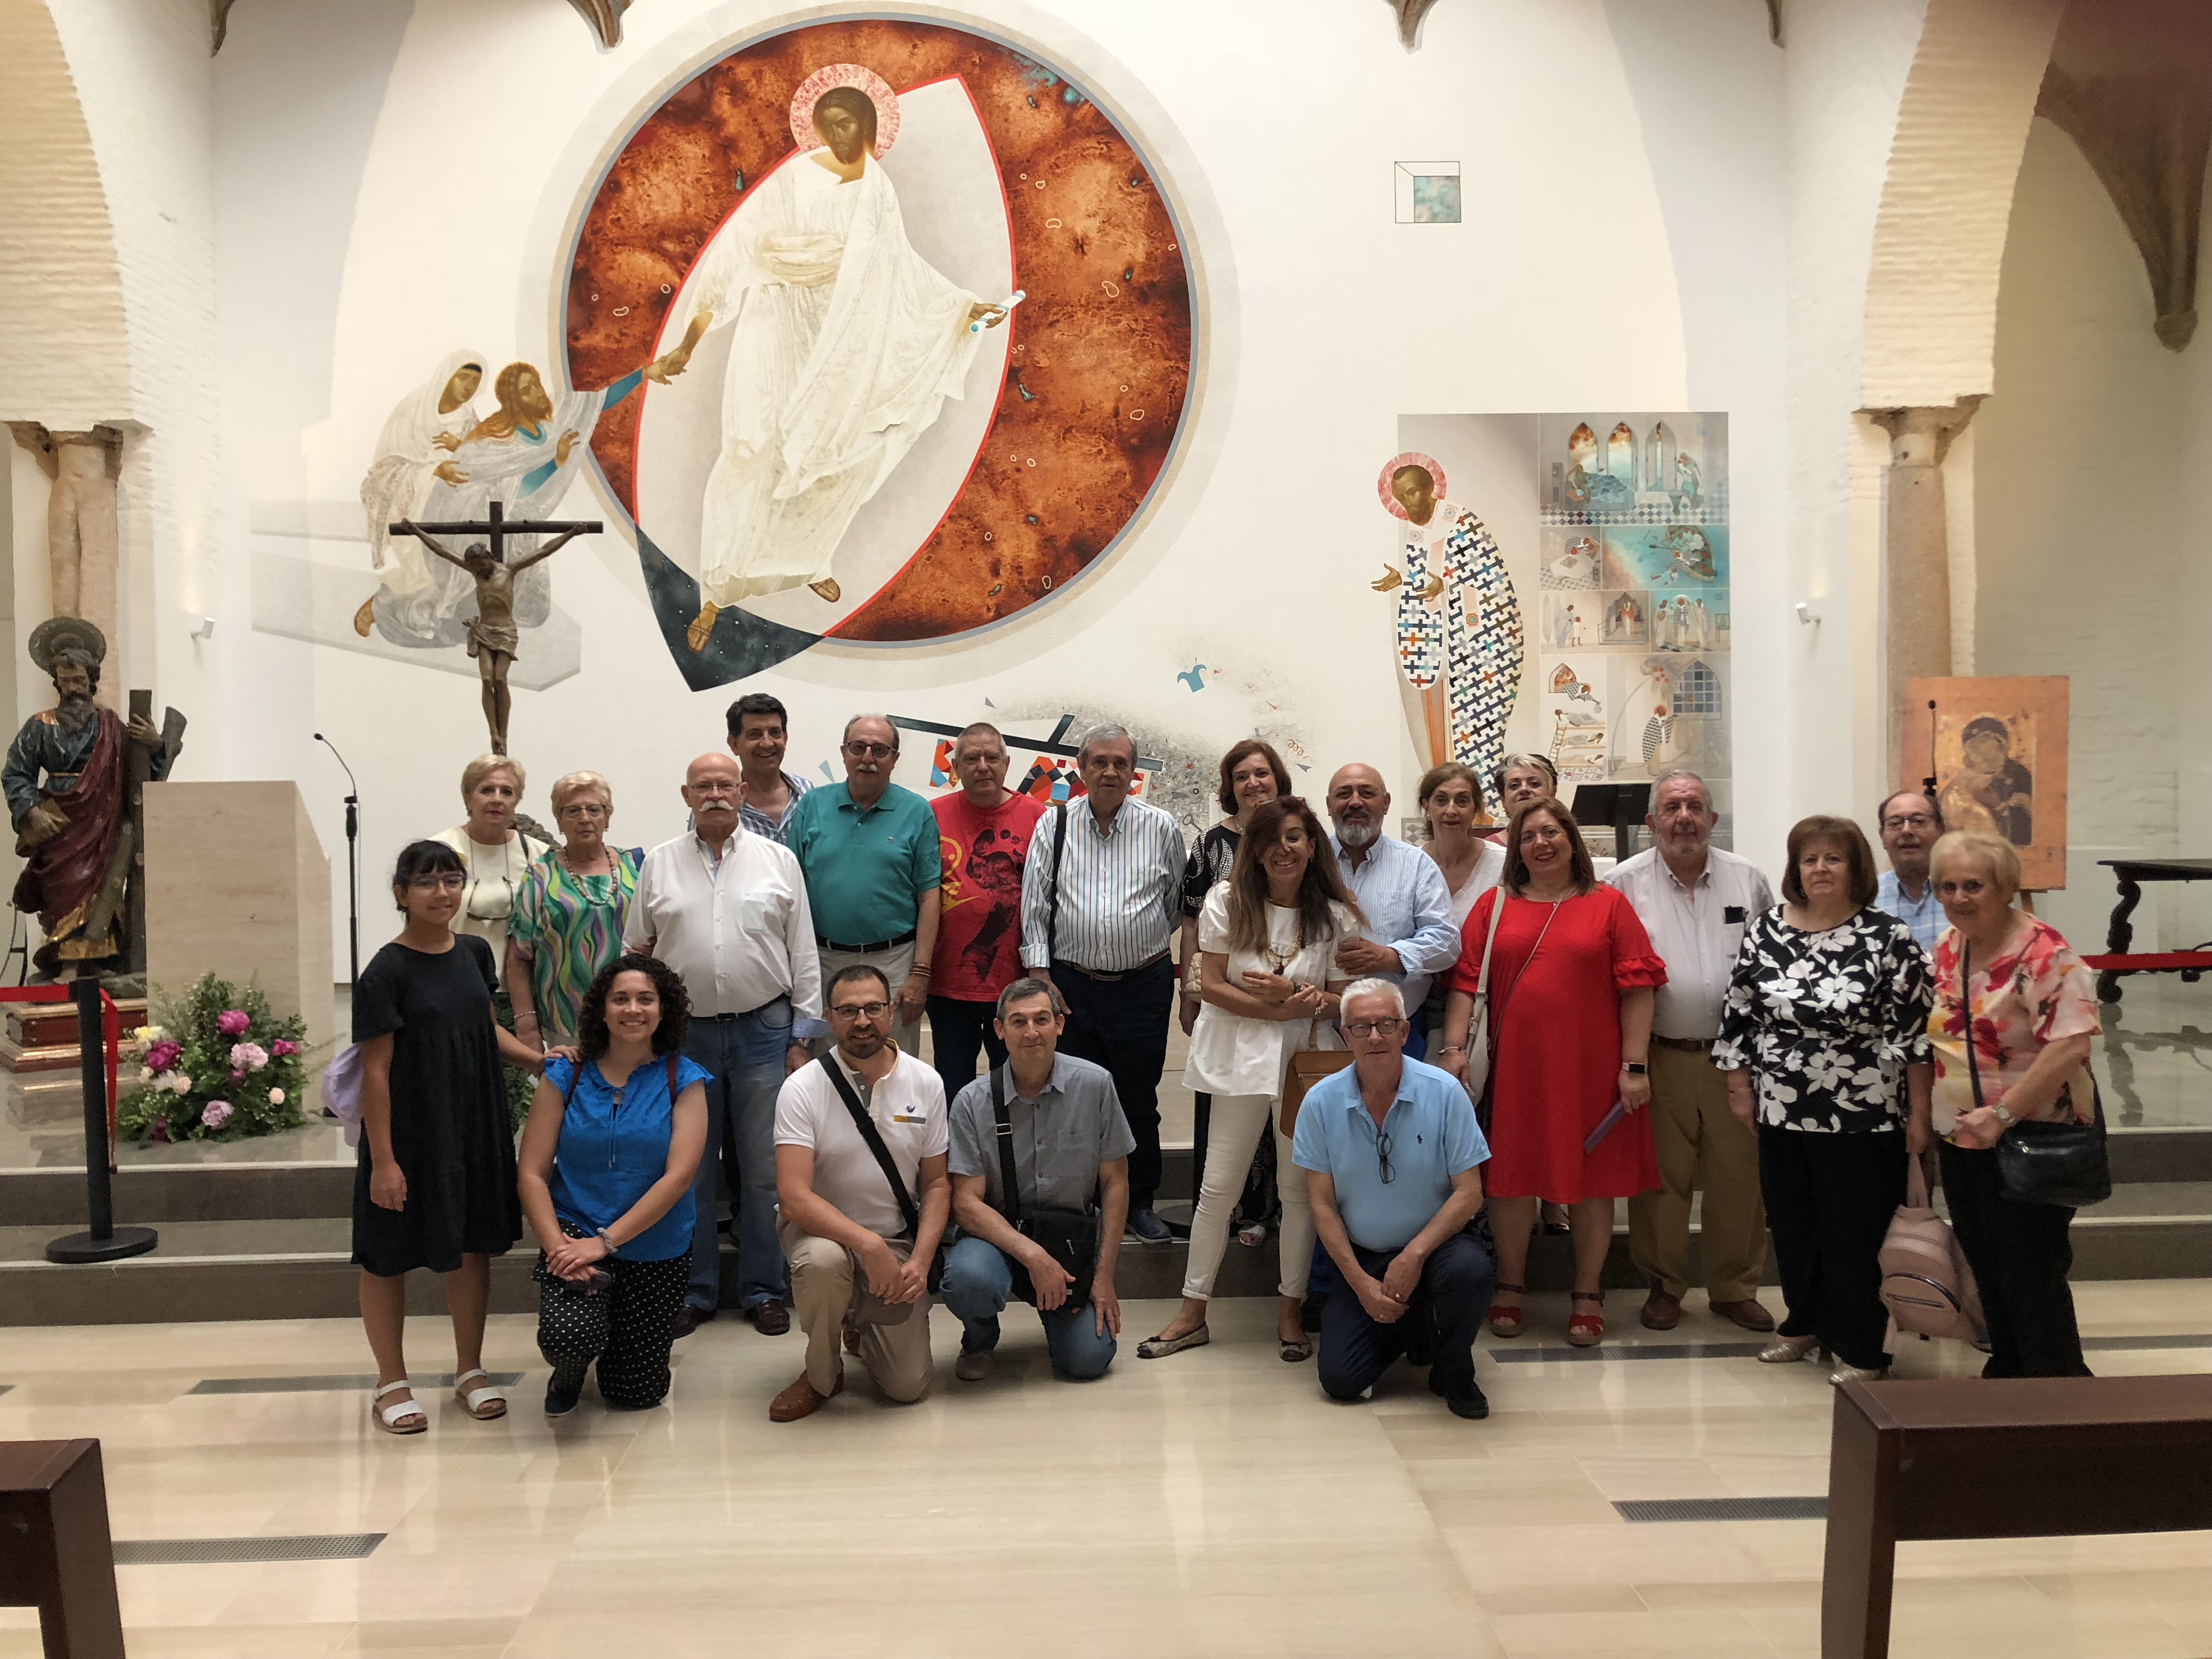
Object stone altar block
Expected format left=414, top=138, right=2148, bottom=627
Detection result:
left=144, top=782, right=334, bottom=1104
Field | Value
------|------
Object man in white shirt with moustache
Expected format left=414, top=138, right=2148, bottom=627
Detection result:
left=626, top=752, right=821, bottom=1340
left=1604, top=770, right=1776, bottom=1334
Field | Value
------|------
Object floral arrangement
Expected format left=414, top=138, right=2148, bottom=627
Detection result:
left=116, top=974, right=312, bottom=1143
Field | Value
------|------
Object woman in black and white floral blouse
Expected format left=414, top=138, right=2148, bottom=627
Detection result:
left=1714, top=815, right=1934, bottom=1384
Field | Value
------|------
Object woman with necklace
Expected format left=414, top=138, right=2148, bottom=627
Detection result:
left=1440, top=799, right=1666, bottom=1346
left=1416, top=762, right=1506, bottom=1053
left=1714, top=816, right=1933, bottom=1384
left=1178, top=740, right=1296, bottom=1249
left=432, top=753, right=551, bottom=988
left=1143, top=797, right=1362, bottom=1363
left=509, top=771, right=641, bottom=1048
left=1926, top=831, right=2098, bottom=1379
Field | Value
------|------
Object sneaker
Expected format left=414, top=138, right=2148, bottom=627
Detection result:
left=1124, top=1209, right=1172, bottom=1245
left=544, top=1363, right=587, bottom=1418
left=955, top=1348, right=996, bottom=1383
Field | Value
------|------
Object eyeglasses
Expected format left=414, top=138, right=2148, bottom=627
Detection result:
left=1375, top=1125, right=1396, bottom=1185
left=1345, top=1018, right=1406, bottom=1039
left=558, top=802, right=608, bottom=820
left=830, top=1001, right=890, bottom=1020
left=1882, top=814, right=1937, bottom=831
left=408, top=873, right=466, bottom=892
left=844, top=742, right=896, bottom=759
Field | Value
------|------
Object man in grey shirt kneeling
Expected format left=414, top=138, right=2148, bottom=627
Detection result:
left=943, top=977, right=1132, bottom=1381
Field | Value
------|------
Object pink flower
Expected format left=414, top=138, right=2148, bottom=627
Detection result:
left=269, top=1039, right=297, bottom=1059
left=216, top=1010, right=250, bottom=1037
left=268, top=1087, right=285, bottom=1106
left=169, top=1073, right=193, bottom=1094
left=230, top=1041, right=269, bottom=1073
left=146, top=1040, right=182, bottom=1074
left=201, top=1101, right=233, bottom=1131
left=149, top=1117, right=171, bottom=1143
left=229, top=1070, right=245, bottom=1082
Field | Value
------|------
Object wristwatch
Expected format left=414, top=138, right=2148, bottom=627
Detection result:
left=1621, top=1061, right=1648, bottom=1076
left=1990, top=1104, right=2018, bottom=1127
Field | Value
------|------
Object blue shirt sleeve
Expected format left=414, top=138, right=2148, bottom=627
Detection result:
left=544, top=1054, right=575, bottom=1098
left=1291, top=1088, right=1330, bottom=1172
left=673, top=1057, right=712, bottom=1094
left=1397, top=853, right=1463, bottom=977
left=1437, top=1075, right=1488, bottom=1172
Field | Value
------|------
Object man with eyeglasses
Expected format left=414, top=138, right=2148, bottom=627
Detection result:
left=1293, top=979, right=1494, bottom=1420
left=627, top=752, right=822, bottom=1340
left=783, top=714, right=943, bottom=1057
left=770, top=965, right=951, bottom=1421
left=1875, top=790, right=1947, bottom=955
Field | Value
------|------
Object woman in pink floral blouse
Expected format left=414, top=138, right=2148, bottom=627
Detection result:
left=1925, top=831, right=2100, bottom=1378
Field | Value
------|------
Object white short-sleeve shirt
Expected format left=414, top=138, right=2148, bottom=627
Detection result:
left=774, top=1051, right=949, bottom=1238
left=1182, top=885, right=1353, bottom=1100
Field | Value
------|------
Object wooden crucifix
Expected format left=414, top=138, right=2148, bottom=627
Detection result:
left=386, top=501, right=602, bottom=755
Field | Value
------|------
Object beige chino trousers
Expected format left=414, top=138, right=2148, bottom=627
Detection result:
left=1626, top=1045, right=1767, bottom=1302
left=781, top=1221, right=935, bottom=1403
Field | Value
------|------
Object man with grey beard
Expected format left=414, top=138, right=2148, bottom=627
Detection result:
left=4, top=618, right=168, bottom=976
left=1325, top=764, right=1458, bottom=1065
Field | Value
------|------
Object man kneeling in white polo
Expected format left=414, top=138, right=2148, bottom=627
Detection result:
left=770, top=964, right=951, bottom=1421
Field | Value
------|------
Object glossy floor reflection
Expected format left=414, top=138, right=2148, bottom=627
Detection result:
left=0, top=1283, right=2206, bottom=1658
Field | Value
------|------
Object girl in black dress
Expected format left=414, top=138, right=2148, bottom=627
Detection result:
left=356, top=840, right=549, bottom=1435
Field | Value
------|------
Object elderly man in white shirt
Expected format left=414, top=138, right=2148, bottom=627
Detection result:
left=1604, top=771, right=1776, bottom=1334
left=625, top=752, right=822, bottom=1340
left=770, top=963, right=951, bottom=1421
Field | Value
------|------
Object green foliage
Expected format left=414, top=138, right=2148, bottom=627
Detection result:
left=116, top=974, right=314, bottom=1144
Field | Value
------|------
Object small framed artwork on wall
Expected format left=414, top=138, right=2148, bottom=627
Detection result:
left=1901, top=675, right=2070, bottom=891
left=1394, top=160, right=1462, bottom=223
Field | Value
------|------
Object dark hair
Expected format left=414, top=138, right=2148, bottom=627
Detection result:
left=995, top=975, right=1066, bottom=1020
left=1499, top=797, right=1597, bottom=897
left=1215, top=739, right=1293, bottom=816
left=1416, top=761, right=1486, bottom=828
left=1782, top=815, right=1879, bottom=907
left=827, top=963, right=891, bottom=1004
left=1961, top=716, right=2010, bottom=748
left=391, top=839, right=464, bottom=909
left=814, top=86, right=878, bottom=139
left=575, top=952, right=691, bottom=1060
left=1876, top=789, right=1943, bottom=832
left=727, top=692, right=789, bottom=738
left=1226, top=797, right=1365, bottom=958
left=52, top=647, right=101, bottom=694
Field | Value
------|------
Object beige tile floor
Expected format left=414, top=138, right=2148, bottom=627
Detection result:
left=1, top=1283, right=2208, bottom=1658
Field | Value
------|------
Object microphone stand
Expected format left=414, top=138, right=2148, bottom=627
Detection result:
left=314, top=733, right=361, bottom=985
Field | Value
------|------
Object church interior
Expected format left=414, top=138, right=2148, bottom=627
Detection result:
left=0, top=1, right=2208, bottom=1656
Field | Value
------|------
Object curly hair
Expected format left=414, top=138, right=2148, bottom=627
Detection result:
left=574, top=952, right=691, bottom=1060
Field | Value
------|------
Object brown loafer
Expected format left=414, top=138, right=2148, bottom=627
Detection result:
left=1640, top=1287, right=1682, bottom=1331
left=1709, top=1297, right=1776, bottom=1332
left=749, top=1298, right=792, bottom=1336
left=769, top=1369, right=844, bottom=1422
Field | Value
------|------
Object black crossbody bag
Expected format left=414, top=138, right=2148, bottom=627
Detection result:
left=815, top=1057, right=946, bottom=1291
left=1961, top=941, right=2111, bottom=1209
left=990, top=1065, right=1099, bottom=1304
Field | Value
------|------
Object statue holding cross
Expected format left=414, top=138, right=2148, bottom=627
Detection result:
left=387, top=502, right=600, bottom=754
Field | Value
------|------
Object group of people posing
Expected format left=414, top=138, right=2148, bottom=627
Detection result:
left=347, top=706, right=2103, bottom=1438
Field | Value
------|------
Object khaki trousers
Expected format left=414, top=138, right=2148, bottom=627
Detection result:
left=816, top=940, right=922, bottom=1057
left=780, top=1221, right=935, bottom=1403
left=1626, top=1045, right=1767, bottom=1301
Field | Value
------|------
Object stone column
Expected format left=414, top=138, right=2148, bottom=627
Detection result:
left=7, top=423, right=123, bottom=709
left=1869, top=399, right=1979, bottom=786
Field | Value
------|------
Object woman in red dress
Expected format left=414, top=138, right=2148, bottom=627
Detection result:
left=1440, top=798, right=1664, bottom=1345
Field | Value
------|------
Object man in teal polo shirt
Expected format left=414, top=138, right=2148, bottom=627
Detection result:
left=1294, top=978, right=1496, bottom=1419
left=784, top=714, right=943, bottom=1056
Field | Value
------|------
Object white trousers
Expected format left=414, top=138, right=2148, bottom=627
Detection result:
left=1180, top=1093, right=1313, bottom=1301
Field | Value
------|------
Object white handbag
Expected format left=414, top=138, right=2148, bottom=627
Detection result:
left=1459, top=889, right=1508, bottom=1103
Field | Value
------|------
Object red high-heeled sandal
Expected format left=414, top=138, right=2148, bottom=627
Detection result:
left=1566, top=1290, right=1606, bottom=1347
left=1486, top=1281, right=1526, bottom=1339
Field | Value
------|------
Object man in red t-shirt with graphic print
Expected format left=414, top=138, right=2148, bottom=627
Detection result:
left=929, top=723, right=1046, bottom=1107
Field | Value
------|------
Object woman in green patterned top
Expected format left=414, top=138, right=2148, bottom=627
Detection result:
left=507, top=771, right=640, bottom=1048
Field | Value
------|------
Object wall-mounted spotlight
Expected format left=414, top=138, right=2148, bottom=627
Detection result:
left=1794, top=602, right=1820, bottom=627
left=190, top=616, right=216, bottom=641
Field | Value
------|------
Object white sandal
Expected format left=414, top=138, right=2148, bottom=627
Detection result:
left=453, top=1368, right=508, bottom=1420
left=373, top=1379, right=427, bottom=1435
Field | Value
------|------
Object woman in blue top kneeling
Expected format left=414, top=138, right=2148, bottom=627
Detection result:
left=518, top=952, right=709, bottom=1415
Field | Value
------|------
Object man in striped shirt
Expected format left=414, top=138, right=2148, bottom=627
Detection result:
left=1020, top=725, right=1187, bottom=1243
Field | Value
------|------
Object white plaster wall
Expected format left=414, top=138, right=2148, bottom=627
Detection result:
left=1974, top=118, right=2210, bottom=952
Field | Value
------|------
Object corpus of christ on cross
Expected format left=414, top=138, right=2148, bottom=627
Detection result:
left=386, top=500, right=602, bottom=755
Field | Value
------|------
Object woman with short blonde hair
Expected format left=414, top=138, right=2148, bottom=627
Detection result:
left=509, top=770, right=640, bottom=1047
left=1925, top=830, right=2098, bottom=1378
left=432, top=755, right=550, bottom=986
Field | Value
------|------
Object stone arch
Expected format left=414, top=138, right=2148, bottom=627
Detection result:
left=0, top=0, right=132, bottom=425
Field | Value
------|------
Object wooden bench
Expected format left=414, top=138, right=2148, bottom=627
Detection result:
left=1822, top=1376, right=2212, bottom=1658
left=0, top=1440, right=127, bottom=1658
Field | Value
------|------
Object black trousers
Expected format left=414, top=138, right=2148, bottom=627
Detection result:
left=1319, top=1233, right=1494, bottom=1402
left=1053, top=955, right=1172, bottom=1209
left=927, top=995, right=1008, bottom=1110
left=1758, top=1125, right=1905, bottom=1370
left=534, top=1246, right=689, bottom=1409
left=1937, top=1141, right=2091, bottom=1378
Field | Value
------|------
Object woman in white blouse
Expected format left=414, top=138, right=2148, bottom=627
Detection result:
left=431, top=754, right=551, bottom=988
left=1139, top=798, right=1362, bottom=1363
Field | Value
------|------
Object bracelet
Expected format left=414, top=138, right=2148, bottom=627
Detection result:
left=514, top=1011, right=538, bottom=1026
left=1439, top=1045, right=1466, bottom=1054
left=595, top=1227, right=617, bottom=1254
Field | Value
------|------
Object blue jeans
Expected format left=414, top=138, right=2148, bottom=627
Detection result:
left=682, top=1009, right=792, bottom=1312
left=940, top=1235, right=1116, bottom=1379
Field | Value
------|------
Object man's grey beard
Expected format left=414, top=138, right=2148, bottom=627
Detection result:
left=53, top=691, right=97, bottom=735
left=1336, top=817, right=1379, bottom=849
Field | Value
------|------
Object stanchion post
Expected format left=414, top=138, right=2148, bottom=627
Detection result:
left=43, top=977, right=157, bottom=1265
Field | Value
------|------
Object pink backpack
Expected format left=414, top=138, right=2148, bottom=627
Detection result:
left=1880, top=1155, right=1985, bottom=1343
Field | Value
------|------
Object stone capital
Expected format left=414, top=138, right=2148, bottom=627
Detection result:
left=1867, top=397, right=1983, bottom=467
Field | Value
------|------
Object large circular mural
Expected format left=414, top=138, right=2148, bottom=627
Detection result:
left=565, top=18, right=1196, bottom=685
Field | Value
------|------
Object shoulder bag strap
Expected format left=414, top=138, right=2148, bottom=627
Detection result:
left=1471, top=885, right=1508, bottom=1001
left=1047, top=802, right=1068, bottom=968
left=990, top=1065, right=1024, bottom=1227
left=1960, top=941, right=1987, bottom=1114
left=666, top=1052, right=680, bottom=1101
left=561, top=1056, right=585, bottom=1110
left=815, top=1056, right=921, bottom=1237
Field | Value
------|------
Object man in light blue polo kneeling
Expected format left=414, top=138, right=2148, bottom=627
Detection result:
left=942, top=977, right=1131, bottom=1381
